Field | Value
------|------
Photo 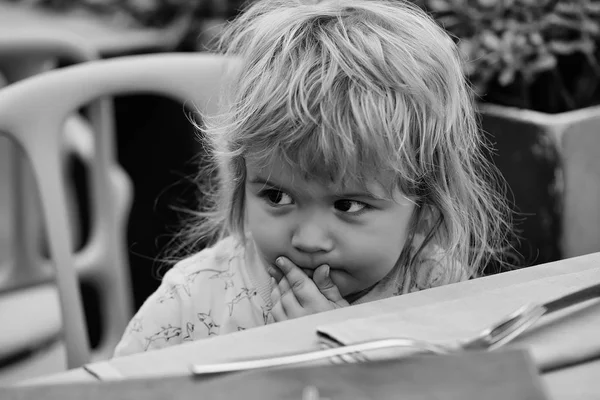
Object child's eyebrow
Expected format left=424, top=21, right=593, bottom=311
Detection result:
left=334, top=191, right=391, bottom=201
left=249, top=176, right=393, bottom=201
left=248, top=176, right=287, bottom=190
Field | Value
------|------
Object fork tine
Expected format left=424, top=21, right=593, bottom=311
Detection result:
left=319, top=335, right=367, bottom=364
left=461, top=304, right=546, bottom=351
left=320, top=336, right=446, bottom=365
left=488, top=305, right=546, bottom=350
left=190, top=337, right=450, bottom=375
left=319, top=337, right=345, bottom=365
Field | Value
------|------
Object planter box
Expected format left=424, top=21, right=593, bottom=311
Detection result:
left=479, top=103, right=600, bottom=267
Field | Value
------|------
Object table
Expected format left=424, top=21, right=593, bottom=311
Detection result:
left=16, top=252, right=600, bottom=399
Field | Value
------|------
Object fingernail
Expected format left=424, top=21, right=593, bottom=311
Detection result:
left=270, top=277, right=277, bottom=287
left=324, top=265, right=330, bottom=277
left=276, top=257, right=284, bottom=267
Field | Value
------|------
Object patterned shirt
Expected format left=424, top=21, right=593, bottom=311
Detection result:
left=113, top=234, right=468, bottom=357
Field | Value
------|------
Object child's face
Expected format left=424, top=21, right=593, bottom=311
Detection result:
left=244, top=156, right=416, bottom=299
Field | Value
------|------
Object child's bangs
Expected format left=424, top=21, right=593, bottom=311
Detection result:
left=245, top=119, right=419, bottom=200
left=281, top=126, right=377, bottom=187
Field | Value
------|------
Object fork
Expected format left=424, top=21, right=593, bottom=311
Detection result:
left=189, top=282, right=600, bottom=375
left=189, top=304, right=543, bottom=375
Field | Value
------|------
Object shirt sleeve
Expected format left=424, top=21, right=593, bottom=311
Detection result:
left=112, top=265, right=193, bottom=358
left=112, top=241, right=258, bottom=358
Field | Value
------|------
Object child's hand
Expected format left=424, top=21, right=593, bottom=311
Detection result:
left=268, top=256, right=349, bottom=321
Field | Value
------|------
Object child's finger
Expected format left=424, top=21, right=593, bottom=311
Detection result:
left=269, top=277, right=287, bottom=321
left=313, top=265, right=349, bottom=306
left=277, top=275, right=304, bottom=316
left=266, top=264, right=284, bottom=284
left=275, top=256, right=320, bottom=306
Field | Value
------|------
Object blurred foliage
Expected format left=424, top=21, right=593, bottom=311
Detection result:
left=4, top=0, right=249, bottom=52
left=8, top=0, right=600, bottom=112
left=415, top=0, right=600, bottom=112
left=4, top=0, right=247, bottom=27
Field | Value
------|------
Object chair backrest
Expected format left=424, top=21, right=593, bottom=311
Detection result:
left=0, top=30, right=102, bottom=289
left=0, top=31, right=108, bottom=369
left=0, top=53, right=233, bottom=368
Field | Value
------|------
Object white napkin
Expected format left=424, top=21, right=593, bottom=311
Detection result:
left=317, top=267, right=600, bottom=372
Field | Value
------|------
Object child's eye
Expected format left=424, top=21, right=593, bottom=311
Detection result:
left=261, top=189, right=293, bottom=206
left=334, top=200, right=368, bottom=214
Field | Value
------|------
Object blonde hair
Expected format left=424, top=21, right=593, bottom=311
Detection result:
left=177, top=0, right=514, bottom=280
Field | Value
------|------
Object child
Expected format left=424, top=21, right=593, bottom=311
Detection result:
left=113, top=0, right=513, bottom=357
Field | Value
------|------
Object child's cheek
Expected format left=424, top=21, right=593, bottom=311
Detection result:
left=326, top=269, right=352, bottom=296
left=246, top=200, right=288, bottom=262
left=249, top=222, right=290, bottom=272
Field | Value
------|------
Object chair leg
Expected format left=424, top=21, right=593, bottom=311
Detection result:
left=27, top=142, right=91, bottom=369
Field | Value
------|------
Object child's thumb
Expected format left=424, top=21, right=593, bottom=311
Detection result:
left=314, top=265, right=348, bottom=306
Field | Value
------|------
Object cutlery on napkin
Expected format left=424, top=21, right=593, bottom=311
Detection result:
left=317, top=270, right=600, bottom=372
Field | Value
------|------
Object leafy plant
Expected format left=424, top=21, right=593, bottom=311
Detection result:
left=415, top=0, right=600, bottom=113
left=5, top=0, right=249, bottom=51
left=5, top=0, right=246, bottom=28
left=12, top=0, right=600, bottom=112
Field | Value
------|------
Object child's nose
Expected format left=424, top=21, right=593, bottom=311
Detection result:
left=291, top=218, right=334, bottom=254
